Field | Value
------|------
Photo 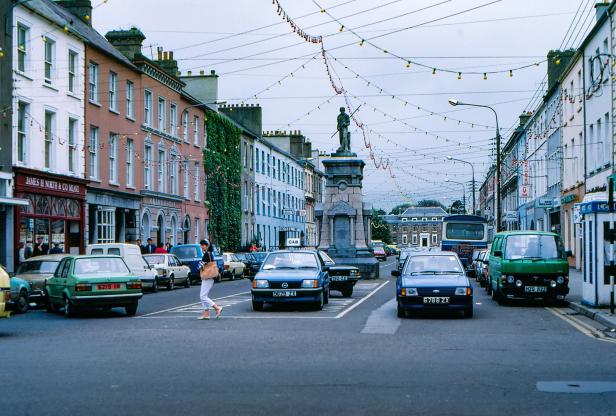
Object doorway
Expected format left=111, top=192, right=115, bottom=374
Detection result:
left=420, top=234, right=429, bottom=248
left=157, top=214, right=165, bottom=245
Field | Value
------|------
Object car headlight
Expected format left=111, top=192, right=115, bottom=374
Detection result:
left=350, top=269, right=359, bottom=276
left=401, top=287, right=418, bottom=297
left=506, top=275, right=515, bottom=284
left=556, top=276, right=565, bottom=284
left=550, top=280, right=557, bottom=288
left=455, top=287, right=471, bottom=296
left=516, top=280, right=523, bottom=288
left=253, top=279, right=269, bottom=289
left=301, top=279, right=318, bottom=288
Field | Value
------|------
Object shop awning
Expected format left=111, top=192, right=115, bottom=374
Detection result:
left=0, top=197, right=30, bottom=206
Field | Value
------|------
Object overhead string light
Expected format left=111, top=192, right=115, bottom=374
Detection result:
left=245, top=55, right=317, bottom=100
left=280, top=95, right=338, bottom=128
left=272, top=0, right=323, bottom=44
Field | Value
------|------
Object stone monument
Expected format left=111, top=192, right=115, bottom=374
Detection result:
left=315, top=108, right=380, bottom=279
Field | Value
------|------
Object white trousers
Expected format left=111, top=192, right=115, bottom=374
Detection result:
left=200, top=279, right=215, bottom=309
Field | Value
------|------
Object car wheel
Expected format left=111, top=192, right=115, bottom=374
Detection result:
left=314, top=293, right=324, bottom=311
left=125, top=303, right=138, bottom=316
left=252, top=300, right=264, bottom=311
left=464, top=306, right=474, bottom=318
left=341, top=286, right=353, bottom=298
left=15, top=290, right=29, bottom=314
left=397, top=302, right=405, bottom=318
left=231, top=271, right=236, bottom=281
left=184, top=276, right=191, bottom=288
left=216, top=273, right=222, bottom=283
left=168, top=277, right=175, bottom=291
left=152, top=279, right=159, bottom=293
left=64, top=297, right=76, bottom=318
left=323, top=288, right=329, bottom=304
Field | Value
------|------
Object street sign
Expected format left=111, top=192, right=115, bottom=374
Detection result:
left=504, top=211, right=517, bottom=222
left=519, top=185, right=530, bottom=198
left=283, top=209, right=294, bottom=216
left=287, top=238, right=301, bottom=247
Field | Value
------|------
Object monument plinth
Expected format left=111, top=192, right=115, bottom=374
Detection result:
left=315, top=109, right=379, bottom=279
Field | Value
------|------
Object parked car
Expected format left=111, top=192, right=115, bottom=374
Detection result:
left=392, top=251, right=473, bottom=318
left=372, top=242, right=387, bottom=261
left=86, top=244, right=158, bottom=292
left=246, top=252, right=268, bottom=279
left=14, top=254, right=68, bottom=305
left=317, top=251, right=360, bottom=297
left=251, top=250, right=330, bottom=311
left=9, top=276, right=32, bottom=314
left=170, top=244, right=224, bottom=284
left=487, top=231, right=570, bottom=304
left=473, top=250, right=489, bottom=287
left=223, top=253, right=246, bottom=280
left=211, top=246, right=225, bottom=282
left=0, top=265, right=10, bottom=319
left=398, top=248, right=418, bottom=271
left=143, top=254, right=191, bottom=290
left=46, top=255, right=143, bottom=317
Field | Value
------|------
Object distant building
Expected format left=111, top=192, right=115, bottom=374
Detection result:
left=383, top=206, right=447, bottom=248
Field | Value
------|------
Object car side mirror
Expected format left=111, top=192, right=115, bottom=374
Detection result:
left=391, top=270, right=400, bottom=277
left=322, top=265, right=330, bottom=272
left=566, top=250, right=573, bottom=258
left=493, top=250, right=502, bottom=258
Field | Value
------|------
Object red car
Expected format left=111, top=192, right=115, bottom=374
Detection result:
left=373, top=245, right=387, bottom=261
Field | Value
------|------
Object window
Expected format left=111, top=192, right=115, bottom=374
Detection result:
left=126, top=81, right=134, bottom=118
left=422, top=217, right=427, bottom=221
left=17, top=24, right=28, bottom=73
left=193, top=116, right=199, bottom=145
left=261, top=187, right=266, bottom=215
left=402, top=234, right=408, bottom=245
left=412, top=234, right=418, bottom=245
left=43, top=38, right=55, bottom=84
left=126, top=139, right=134, bottom=187
left=89, top=126, right=99, bottom=179
left=68, top=118, right=77, bottom=173
left=109, top=134, right=118, bottom=183
left=89, top=63, right=98, bottom=102
left=432, top=234, right=438, bottom=245
left=17, top=102, right=28, bottom=164
left=157, top=97, right=166, bottom=131
left=68, top=51, right=77, bottom=93
left=44, top=110, right=54, bottom=169
left=144, top=145, right=152, bottom=189
left=267, top=154, right=270, bottom=176
left=432, top=217, right=438, bottom=221
left=402, top=218, right=408, bottom=222
left=256, top=149, right=260, bottom=173
left=195, top=218, right=200, bottom=243
left=183, top=160, right=189, bottom=198
left=278, top=159, right=281, bottom=181
left=158, top=149, right=166, bottom=192
left=605, top=112, right=610, bottom=164
left=256, top=185, right=261, bottom=215
left=250, top=145, right=254, bottom=170
left=97, top=208, right=116, bottom=244
left=170, top=104, right=177, bottom=136
left=144, top=90, right=153, bottom=126
left=194, top=162, right=200, bottom=200
left=182, top=111, right=189, bottom=142
left=109, top=72, right=117, bottom=111
left=170, top=155, right=178, bottom=194
left=267, top=188, right=271, bottom=217
left=273, top=156, right=277, bottom=178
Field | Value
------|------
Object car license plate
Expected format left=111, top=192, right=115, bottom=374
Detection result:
left=331, top=276, right=348, bottom=282
left=525, top=286, right=547, bottom=293
left=97, top=283, right=121, bottom=290
left=423, top=297, right=450, bottom=304
left=273, top=290, right=296, bottom=297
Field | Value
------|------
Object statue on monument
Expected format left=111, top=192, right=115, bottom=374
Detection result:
left=336, top=107, right=351, bottom=153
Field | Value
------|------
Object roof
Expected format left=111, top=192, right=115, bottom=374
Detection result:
left=22, top=254, right=70, bottom=262
left=494, top=231, right=560, bottom=237
left=400, top=206, right=447, bottom=217
left=24, top=0, right=138, bottom=70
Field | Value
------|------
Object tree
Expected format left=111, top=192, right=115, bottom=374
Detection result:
left=371, top=210, right=392, bottom=244
left=417, top=199, right=446, bottom=210
left=449, top=200, right=465, bottom=214
left=389, top=203, right=412, bottom=215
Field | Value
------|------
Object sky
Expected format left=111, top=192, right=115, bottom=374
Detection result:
left=92, top=0, right=591, bottom=212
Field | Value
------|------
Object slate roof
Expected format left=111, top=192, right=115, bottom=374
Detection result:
left=24, top=0, right=138, bottom=70
left=400, top=207, right=447, bottom=217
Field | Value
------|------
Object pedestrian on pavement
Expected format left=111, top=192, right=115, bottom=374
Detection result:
left=33, top=236, right=49, bottom=257
left=165, top=242, right=173, bottom=252
left=155, top=242, right=167, bottom=254
left=198, top=239, right=223, bottom=320
left=136, top=239, right=145, bottom=254
left=144, top=238, right=156, bottom=254
left=49, top=242, right=63, bottom=254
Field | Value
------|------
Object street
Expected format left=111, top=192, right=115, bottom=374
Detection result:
left=4, top=259, right=616, bottom=416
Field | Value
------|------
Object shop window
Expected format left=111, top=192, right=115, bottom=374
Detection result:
left=97, top=209, right=116, bottom=243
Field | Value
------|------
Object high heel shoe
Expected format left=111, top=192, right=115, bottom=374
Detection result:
left=215, top=306, right=223, bottom=319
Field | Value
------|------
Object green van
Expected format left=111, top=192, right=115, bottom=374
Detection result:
left=488, top=231, right=570, bottom=304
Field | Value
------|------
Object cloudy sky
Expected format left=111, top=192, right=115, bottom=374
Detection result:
left=93, top=0, right=589, bottom=211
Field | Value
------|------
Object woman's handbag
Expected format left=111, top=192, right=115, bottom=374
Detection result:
left=200, top=255, right=218, bottom=280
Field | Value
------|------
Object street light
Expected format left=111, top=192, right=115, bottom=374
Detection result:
left=449, top=98, right=501, bottom=232
left=447, top=156, right=475, bottom=215
left=445, top=179, right=467, bottom=214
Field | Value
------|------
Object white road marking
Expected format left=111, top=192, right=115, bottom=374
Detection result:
left=137, top=291, right=251, bottom=317
left=361, top=298, right=400, bottom=335
left=545, top=307, right=616, bottom=344
left=335, top=281, right=390, bottom=319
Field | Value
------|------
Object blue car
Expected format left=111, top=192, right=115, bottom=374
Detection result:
left=9, top=276, right=33, bottom=314
left=251, top=250, right=330, bottom=311
left=392, top=251, right=473, bottom=319
left=170, top=244, right=224, bottom=283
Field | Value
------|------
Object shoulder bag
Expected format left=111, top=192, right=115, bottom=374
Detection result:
left=200, top=254, right=218, bottom=280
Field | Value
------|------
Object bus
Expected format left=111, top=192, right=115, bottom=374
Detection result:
left=441, top=215, right=488, bottom=272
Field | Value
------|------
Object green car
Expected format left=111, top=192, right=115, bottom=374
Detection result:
left=488, top=231, right=570, bottom=305
left=46, top=255, right=143, bottom=317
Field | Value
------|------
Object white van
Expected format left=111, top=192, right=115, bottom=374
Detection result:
left=86, top=243, right=159, bottom=291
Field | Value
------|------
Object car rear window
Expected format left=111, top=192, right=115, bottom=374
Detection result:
left=173, top=246, right=199, bottom=259
left=74, top=258, right=130, bottom=275
left=144, top=255, right=165, bottom=265
left=17, top=261, right=60, bottom=274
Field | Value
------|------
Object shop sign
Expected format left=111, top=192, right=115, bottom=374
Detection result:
left=142, top=196, right=181, bottom=210
left=561, top=194, right=577, bottom=204
left=519, top=185, right=530, bottom=198
left=573, top=204, right=582, bottom=224
left=536, top=198, right=553, bottom=208
left=504, top=211, right=518, bottom=222
left=22, top=175, right=82, bottom=195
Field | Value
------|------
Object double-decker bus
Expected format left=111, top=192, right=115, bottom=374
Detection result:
left=441, top=215, right=488, bottom=272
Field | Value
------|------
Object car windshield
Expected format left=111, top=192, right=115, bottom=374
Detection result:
left=143, top=255, right=165, bottom=265
left=173, top=246, right=199, bottom=259
left=404, top=255, right=463, bottom=275
left=445, top=223, right=485, bottom=240
left=17, top=260, right=60, bottom=275
left=252, top=253, right=267, bottom=261
left=262, top=252, right=319, bottom=270
left=504, top=235, right=563, bottom=260
left=74, top=258, right=130, bottom=275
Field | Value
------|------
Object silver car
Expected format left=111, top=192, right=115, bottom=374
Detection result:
left=15, top=254, right=69, bottom=305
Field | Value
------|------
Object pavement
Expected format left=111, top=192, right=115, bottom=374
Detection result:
left=567, top=268, right=616, bottom=330
left=2, top=257, right=616, bottom=415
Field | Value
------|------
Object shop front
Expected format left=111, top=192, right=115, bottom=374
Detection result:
left=13, top=168, right=87, bottom=263
left=87, top=189, right=141, bottom=244
left=140, top=192, right=182, bottom=246
left=561, top=188, right=584, bottom=269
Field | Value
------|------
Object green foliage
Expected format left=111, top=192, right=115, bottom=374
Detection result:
left=389, top=203, right=412, bottom=215
left=417, top=199, right=446, bottom=210
left=204, top=112, right=242, bottom=251
left=449, top=200, right=465, bottom=214
left=371, top=210, right=392, bottom=244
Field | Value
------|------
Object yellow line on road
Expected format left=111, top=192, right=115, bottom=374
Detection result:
left=545, top=307, right=616, bottom=344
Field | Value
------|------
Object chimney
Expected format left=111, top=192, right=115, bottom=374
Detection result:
left=546, top=49, right=575, bottom=92
left=596, top=1, right=610, bottom=21
left=55, top=0, right=93, bottom=26
left=155, top=49, right=179, bottom=76
left=518, top=112, right=531, bottom=129
left=219, top=105, right=262, bottom=138
left=105, top=27, right=146, bottom=60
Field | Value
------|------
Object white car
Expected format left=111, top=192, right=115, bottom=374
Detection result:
left=143, top=254, right=191, bottom=290
left=223, top=253, right=246, bottom=280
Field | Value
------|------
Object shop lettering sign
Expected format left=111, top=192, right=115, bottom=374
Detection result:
left=24, top=176, right=81, bottom=194
left=143, top=197, right=181, bottom=210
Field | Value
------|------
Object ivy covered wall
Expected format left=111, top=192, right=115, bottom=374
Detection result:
left=204, top=111, right=242, bottom=251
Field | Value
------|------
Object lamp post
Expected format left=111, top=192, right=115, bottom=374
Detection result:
left=447, top=156, right=476, bottom=215
left=448, top=99, right=501, bottom=232
left=445, top=179, right=467, bottom=214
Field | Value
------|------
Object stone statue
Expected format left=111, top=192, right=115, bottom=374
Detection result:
left=336, top=107, right=351, bottom=153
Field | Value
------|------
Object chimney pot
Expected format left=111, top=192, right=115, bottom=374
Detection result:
left=187, top=71, right=192, bottom=76
left=163, top=51, right=168, bottom=60
left=157, top=46, right=163, bottom=60
left=211, top=70, right=216, bottom=76
left=169, top=51, right=174, bottom=60
left=200, top=70, right=205, bottom=75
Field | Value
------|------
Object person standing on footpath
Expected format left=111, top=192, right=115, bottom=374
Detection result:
left=198, top=239, right=223, bottom=320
